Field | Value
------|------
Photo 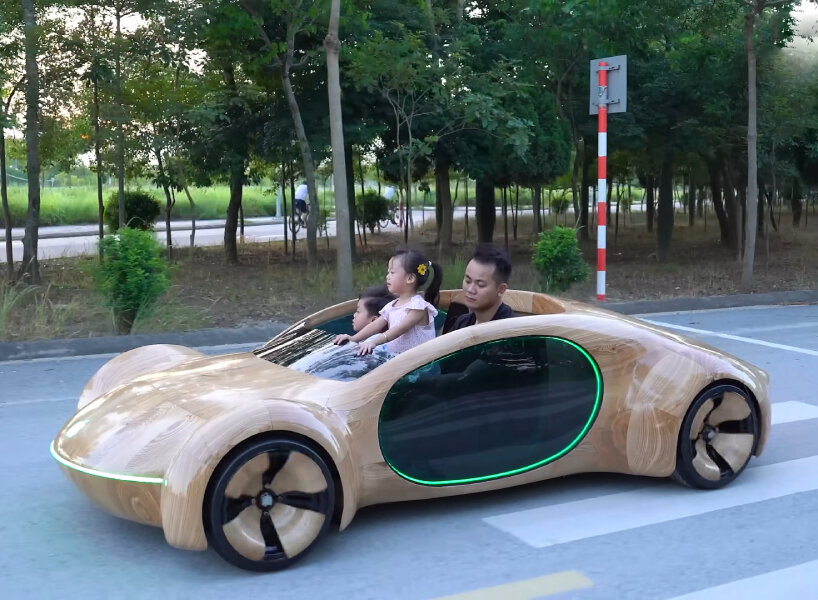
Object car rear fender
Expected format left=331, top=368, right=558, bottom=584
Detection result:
left=160, top=397, right=360, bottom=551
left=78, top=344, right=204, bottom=409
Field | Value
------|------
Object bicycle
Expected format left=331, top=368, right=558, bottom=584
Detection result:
left=290, top=201, right=308, bottom=235
left=378, top=202, right=399, bottom=229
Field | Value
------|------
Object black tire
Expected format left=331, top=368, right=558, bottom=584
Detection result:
left=672, top=384, right=759, bottom=489
left=204, top=436, right=336, bottom=572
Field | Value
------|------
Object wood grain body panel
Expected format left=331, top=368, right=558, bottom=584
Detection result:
left=54, top=290, right=770, bottom=554
left=59, top=465, right=162, bottom=526
left=160, top=397, right=358, bottom=551
left=78, top=344, right=205, bottom=409
left=333, top=307, right=770, bottom=507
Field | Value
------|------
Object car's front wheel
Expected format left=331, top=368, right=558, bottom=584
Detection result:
left=204, top=436, right=336, bottom=571
left=673, top=384, right=759, bottom=489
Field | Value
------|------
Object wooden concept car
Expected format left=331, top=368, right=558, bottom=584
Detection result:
left=51, top=290, right=771, bottom=571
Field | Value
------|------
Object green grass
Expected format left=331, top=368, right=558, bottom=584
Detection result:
left=2, top=180, right=650, bottom=227
left=2, top=184, right=310, bottom=227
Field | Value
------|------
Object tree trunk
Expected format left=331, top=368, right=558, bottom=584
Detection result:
left=93, top=78, right=104, bottom=249
left=324, top=1, right=353, bottom=298
left=646, top=175, right=655, bottom=234
left=435, top=156, right=453, bottom=255
left=475, top=178, right=495, bottom=243
left=501, top=186, right=509, bottom=249
left=741, top=10, right=759, bottom=287
left=1, top=119, right=14, bottom=281
left=615, top=181, right=621, bottom=244
left=156, top=148, right=174, bottom=260
left=656, top=151, right=674, bottom=262
left=512, top=185, right=519, bottom=240
left=792, top=186, right=802, bottom=227
left=723, top=163, right=740, bottom=251
left=580, top=155, right=590, bottom=240
left=281, top=56, right=318, bottom=263
left=532, top=185, right=542, bottom=234
left=290, top=165, right=297, bottom=258
left=708, top=159, right=729, bottom=243
left=224, top=170, right=243, bottom=264
left=688, top=175, right=696, bottom=228
left=464, top=177, right=470, bottom=240
left=183, top=185, right=196, bottom=256
left=20, top=0, right=41, bottom=284
left=281, top=162, right=288, bottom=254
left=343, top=139, right=356, bottom=259
left=115, top=8, right=126, bottom=230
left=571, top=138, right=582, bottom=219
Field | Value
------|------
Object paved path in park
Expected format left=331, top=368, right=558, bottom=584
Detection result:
left=2, top=304, right=818, bottom=599
left=0, top=205, right=596, bottom=262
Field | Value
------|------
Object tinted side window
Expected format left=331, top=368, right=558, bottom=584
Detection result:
left=378, top=336, right=602, bottom=485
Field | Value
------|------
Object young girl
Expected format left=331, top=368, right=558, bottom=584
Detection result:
left=334, top=249, right=442, bottom=355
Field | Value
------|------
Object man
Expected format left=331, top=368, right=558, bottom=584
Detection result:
left=448, top=244, right=515, bottom=331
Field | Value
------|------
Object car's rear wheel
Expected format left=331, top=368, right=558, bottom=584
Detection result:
left=672, top=384, right=759, bottom=489
left=204, top=436, right=335, bottom=571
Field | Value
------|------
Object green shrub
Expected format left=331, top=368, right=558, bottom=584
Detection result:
left=104, top=189, right=162, bottom=232
left=94, top=228, right=170, bottom=334
left=531, top=226, right=589, bottom=292
left=550, top=191, right=571, bottom=215
left=356, top=191, right=390, bottom=233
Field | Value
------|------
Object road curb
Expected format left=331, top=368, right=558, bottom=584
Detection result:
left=604, top=289, right=818, bottom=315
left=1, top=290, right=816, bottom=362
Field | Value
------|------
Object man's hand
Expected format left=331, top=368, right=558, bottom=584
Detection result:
left=334, top=334, right=353, bottom=345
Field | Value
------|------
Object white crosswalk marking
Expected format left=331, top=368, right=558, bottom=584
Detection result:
left=770, top=401, right=818, bottom=425
left=641, top=319, right=818, bottom=357
left=665, top=559, right=818, bottom=599
left=483, top=401, right=818, bottom=549
left=484, top=455, right=818, bottom=548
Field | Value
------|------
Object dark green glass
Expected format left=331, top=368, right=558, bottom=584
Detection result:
left=378, top=336, right=602, bottom=485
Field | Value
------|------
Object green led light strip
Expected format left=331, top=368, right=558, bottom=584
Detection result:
left=50, top=441, right=165, bottom=485
left=381, top=336, right=604, bottom=486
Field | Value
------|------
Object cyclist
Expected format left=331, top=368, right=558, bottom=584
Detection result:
left=294, top=181, right=309, bottom=226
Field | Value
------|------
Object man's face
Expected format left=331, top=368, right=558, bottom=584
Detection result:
left=462, top=259, right=506, bottom=311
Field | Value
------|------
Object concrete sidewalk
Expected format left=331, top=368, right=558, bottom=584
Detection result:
left=1, top=289, right=816, bottom=362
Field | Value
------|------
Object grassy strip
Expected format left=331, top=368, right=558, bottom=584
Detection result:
left=2, top=181, right=650, bottom=228
left=2, top=185, right=284, bottom=227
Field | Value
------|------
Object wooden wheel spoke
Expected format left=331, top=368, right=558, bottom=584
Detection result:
left=262, top=451, right=290, bottom=487
left=711, top=433, right=754, bottom=472
left=223, top=495, right=254, bottom=524
left=691, top=439, right=722, bottom=481
left=260, top=511, right=287, bottom=559
left=689, top=398, right=715, bottom=440
left=278, top=490, right=329, bottom=514
left=708, top=392, right=751, bottom=426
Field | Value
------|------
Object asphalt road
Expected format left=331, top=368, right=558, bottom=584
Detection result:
left=2, top=305, right=818, bottom=599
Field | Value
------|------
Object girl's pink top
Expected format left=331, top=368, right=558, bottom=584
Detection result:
left=379, top=294, right=438, bottom=354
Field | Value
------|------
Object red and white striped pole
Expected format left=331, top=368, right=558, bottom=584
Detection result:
left=596, top=62, right=608, bottom=301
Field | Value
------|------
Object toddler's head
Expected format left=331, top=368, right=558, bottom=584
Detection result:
left=386, top=249, right=443, bottom=305
left=352, top=284, right=396, bottom=332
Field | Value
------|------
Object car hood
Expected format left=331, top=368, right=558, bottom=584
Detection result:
left=53, top=352, right=338, bottom=478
